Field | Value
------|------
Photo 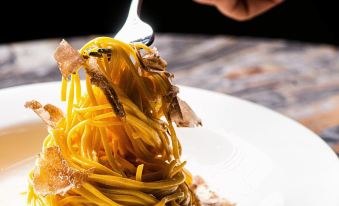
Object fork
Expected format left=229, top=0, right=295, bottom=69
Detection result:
left=114, top=0, right=154, bottom=46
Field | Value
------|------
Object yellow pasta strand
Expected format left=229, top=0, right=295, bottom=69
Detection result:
left=74, top=73, right=82, bottom=104
left=136, top=164, right=144, bottom=181
left=61, top=76, right=68, bottom=102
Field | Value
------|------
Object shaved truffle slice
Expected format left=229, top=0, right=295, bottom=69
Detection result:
left=54, top=40, right=84, bottom=78
left=135, top=46, right=201, bottom=127
left=32, top=146, right=87, bottom=196
left=191, top=176, right=234, bottom=206
left=140, top=47, right=167, bottom=71
left=169, top=96, right=202, bottom=127
left=134, top=46, right=173, bottom=78
left=25, top=100, right=64, bottom=128
left=86, top=58, right=125, bottom=117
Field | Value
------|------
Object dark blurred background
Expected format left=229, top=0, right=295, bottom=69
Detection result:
left=1, top=0, right=338, bottom=45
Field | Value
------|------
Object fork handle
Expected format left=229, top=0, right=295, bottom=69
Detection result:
left=126, top=0, right=143, bottom=21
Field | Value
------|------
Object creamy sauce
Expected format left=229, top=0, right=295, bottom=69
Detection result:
left=0, top=121, right=47, bottom=170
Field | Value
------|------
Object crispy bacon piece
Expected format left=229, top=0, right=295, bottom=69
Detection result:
left=54, top=40, right=84, bottom=78
left=191, top=176, right=235, bottom=206
left=25, top=100, right=63, bottom=128
left=32, top=146, right=88, bottom=196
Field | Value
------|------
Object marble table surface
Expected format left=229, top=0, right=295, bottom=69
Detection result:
left=1, top=34, right=339, bottom=155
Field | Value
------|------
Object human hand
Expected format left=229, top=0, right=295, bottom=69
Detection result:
left=194, top=0, right=283, bottom=21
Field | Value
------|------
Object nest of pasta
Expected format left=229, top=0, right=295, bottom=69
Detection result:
left=25, top=37, right=232, bottom=206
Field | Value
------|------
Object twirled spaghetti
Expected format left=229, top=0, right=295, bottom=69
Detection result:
left=25, top=37, right=203, bottom=206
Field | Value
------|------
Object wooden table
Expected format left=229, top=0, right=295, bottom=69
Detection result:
left=1, top=34, right=339, bottom=154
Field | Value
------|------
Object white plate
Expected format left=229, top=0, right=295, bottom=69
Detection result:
left=0, top=82, right=339, bottom=206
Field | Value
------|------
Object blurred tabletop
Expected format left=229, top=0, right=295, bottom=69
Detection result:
left=1, top=34, right=339, bottom=155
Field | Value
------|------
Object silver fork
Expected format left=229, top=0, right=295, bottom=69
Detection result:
left=114, top=0, right=154, bottom=46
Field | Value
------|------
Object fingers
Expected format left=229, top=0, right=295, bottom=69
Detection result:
left=193, top=0, right=218, bottom=6
left=234, top=0, right=282, bottom=20
left=194, top=0, right=283, bottom=21
left=194, top=0, right=216, bottom=6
